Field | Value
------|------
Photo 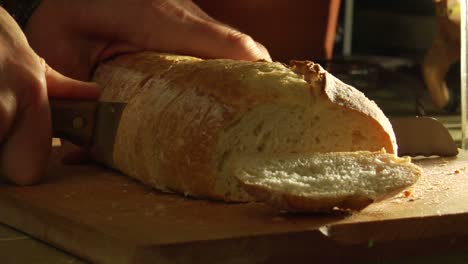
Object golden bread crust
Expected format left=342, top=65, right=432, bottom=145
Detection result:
left=93, top=52, right=399, bottom=201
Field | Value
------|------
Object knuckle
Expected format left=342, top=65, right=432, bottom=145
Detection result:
left=7, top=55, right=47, bottom=105
left=20, top=61, right=48, bottom=105
left=151, top=0, right=192, bottom=20
left=150, top=0, right=171, bottom=13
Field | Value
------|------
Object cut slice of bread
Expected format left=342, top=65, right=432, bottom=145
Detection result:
left=233, top=151, right=422, bottom=212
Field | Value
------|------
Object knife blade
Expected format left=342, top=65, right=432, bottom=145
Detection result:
left=50, top=99, right=126, bottom=167
left=390, top=117, right=459, bottom=157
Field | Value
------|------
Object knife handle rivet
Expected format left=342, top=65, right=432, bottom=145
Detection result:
left=72, top=117, right=85, bottom=129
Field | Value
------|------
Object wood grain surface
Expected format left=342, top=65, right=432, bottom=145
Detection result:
left=1, top=146, right=468, bottom=263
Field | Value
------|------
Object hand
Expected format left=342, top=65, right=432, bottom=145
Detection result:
left=0, top=8, right=100, bottom=185
left=25, top=0, right=272, bottom=81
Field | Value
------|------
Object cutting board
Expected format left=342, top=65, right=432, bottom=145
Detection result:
left=1, top=147, right=468, bottom=264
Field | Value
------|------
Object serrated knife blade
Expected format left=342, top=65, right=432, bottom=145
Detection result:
left=390, top=117, right=459, bottom=157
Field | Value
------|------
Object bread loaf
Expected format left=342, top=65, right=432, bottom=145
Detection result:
left=93, top=52, right=398, bottom=202
left=233, top=150, right=421, bottom=212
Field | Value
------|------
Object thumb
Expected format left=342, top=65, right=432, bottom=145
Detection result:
left=45, top=65, right=101, bottom=100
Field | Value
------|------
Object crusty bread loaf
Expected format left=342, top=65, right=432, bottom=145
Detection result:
left=93, top=52, right=397, bottom=202
left=233, top=151, right=421, bottom=212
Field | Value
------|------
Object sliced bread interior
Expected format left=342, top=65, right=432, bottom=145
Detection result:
left=233, top=151, right=422, bottom=212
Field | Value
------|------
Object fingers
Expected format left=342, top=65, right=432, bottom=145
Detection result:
left=0, top=10, right=50, bottom=185
left=59, top=0, right=272, bottom=62
left=0, top=6, right=101, bottom=185
left=141, top=14, right=271, bottom=61
left=189, top=20, right=272, bottom=61
left=45, top=64, right=101, bottom=99
left=0, top=76, right=51, bottom=185
left=183, top=0, right=218, bottom=23
left=176, top=0, right=272, bottom=60
left=95, top=0, right=272, bottom=61
left=185, top=2, right=272, bottom=61
left=254, top=41, right=271, bottom=61
left=0, top=60, right=100, bottom=185
left=170, top=1, right=272, bottom=61
left=1, top=63, right=101, bottom=185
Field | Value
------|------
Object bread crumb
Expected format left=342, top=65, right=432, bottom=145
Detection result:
left=403, top=190, right=412, bottom=197
left=454, top=169, right=461, bottom=174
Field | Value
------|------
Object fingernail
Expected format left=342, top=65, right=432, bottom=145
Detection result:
left=255, top=41, right=272, bottom=61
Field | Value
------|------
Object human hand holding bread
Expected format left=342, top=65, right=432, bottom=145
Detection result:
left=1, top=0, right=421, bottom=212
left=24, top=0, right=271, bottom=81
left=1, top=0, right=269, bottom=184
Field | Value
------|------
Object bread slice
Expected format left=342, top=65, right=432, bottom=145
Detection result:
left=93, top=52, right=398, bottom=202
left=233, top=151, right=422, bottom=212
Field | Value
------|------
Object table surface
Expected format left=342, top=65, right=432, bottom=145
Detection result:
left=0, top=224, right=85, bottom=264
left=1, top=223, right=468, bottom=264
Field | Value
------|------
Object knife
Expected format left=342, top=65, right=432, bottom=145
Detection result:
left=50, top=99, right=126, bottom=166
left=389, top=117, right=459, bottom=157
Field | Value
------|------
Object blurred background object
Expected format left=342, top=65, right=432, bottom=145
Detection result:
left=194, top=0, right=341, bottom=61
left=422, top=0, right=460, bottom=111
left=195, top=0, right=462, bottom=144
left=332, top=0, right=460, bottom=116
left=195, top=1, right=461, bottom=125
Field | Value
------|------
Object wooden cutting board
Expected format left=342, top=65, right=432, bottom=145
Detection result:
left=1, top=147, right=468, bottom=264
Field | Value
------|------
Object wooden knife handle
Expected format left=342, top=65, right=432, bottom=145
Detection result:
left=50, top=99, right=99, bottom=146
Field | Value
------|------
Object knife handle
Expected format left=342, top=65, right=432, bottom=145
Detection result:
left=50, top=99, right=98, bottom=146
